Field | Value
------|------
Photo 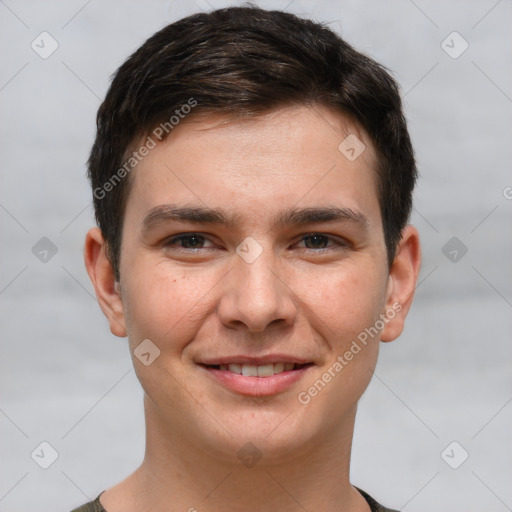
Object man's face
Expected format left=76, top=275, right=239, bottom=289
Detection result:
left=116, top=105, right=394, bottom=461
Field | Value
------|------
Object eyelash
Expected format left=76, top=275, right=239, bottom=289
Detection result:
left=163, top=233, right=349, bottom=252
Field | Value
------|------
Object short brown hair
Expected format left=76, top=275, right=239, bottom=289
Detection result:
left=88, top=5, right=417, bottom=280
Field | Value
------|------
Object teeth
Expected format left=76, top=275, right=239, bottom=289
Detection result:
left=274, top=362, right=284, bottom=373
left=241, top=365, right=258, bottom=377
left=227, top=363, right=242, bottom=375
left=218, top=362, right=301, bottom=377
left=257, top=364, right=274, bottom=377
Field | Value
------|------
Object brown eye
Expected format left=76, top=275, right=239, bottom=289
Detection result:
left=294, top=233, right=350, bottom=252
left=303, top=234, right=330, bottom=249
left=165, top=233, right=210, bottom=249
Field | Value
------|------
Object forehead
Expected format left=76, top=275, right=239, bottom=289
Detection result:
left=124, top=105, right=381, bottom=231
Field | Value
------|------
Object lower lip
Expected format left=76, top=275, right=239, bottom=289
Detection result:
left=200, top=365, right=314, bottom=397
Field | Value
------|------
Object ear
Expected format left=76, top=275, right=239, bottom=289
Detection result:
left=84, top=227, right=127, bottom=337
left=380, top=225, right=421, bottom=343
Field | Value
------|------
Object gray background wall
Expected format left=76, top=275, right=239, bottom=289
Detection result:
left=1, top=1, right=511, bottom=511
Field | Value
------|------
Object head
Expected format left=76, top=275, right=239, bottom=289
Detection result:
left=88, top=6, right=416, bottom=281
left=85, top=6, right=420, bottom=465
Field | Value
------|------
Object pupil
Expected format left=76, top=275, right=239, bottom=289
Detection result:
left=184, top=235, right=202, bottom=248
left=306, top=235, right=326, bottom=248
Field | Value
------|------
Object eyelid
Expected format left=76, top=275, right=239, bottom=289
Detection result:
left=162, top=232, right=350, bottom=251
left=293, top=232, right=349, bottom=248
left=164, top=232, right=216, bottom=249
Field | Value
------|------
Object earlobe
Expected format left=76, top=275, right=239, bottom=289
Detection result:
left=380, top=225, right=421, bottom=343
left=84, top=227, right=127, bottom=337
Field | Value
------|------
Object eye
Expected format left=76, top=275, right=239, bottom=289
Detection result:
left=295, top=233, right=348, bottom=250
left=163, top=233, right=214, bottom=250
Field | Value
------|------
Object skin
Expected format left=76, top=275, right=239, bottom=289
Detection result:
left=85, top=105, right=421, bottom=512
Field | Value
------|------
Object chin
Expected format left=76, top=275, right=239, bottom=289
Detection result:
left=202, top=404, right=324, bottom=462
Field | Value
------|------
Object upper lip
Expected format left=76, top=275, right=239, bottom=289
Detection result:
left=199, top=354, right=313, bottom=365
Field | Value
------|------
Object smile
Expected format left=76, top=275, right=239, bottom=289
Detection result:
left=203, top=362, right=310, bottom=377
left=199, top=360, right=315, bottom=396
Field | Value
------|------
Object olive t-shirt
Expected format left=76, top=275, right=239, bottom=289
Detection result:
left=71, top=488, right=400, bottom=512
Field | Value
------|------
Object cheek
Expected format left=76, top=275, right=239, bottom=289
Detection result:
left=296, top=261, right=388, bottom=344
left=122, top=260, right=218, bottom=352
left=294, top=266, right=386, bottom=424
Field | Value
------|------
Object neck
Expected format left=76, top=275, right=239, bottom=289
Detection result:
left=101, top=397, right=369, bottom=512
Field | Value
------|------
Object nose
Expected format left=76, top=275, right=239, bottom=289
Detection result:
left=216, top=245, right=297, bottom=333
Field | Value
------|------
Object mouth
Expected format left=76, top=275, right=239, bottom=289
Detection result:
left=201, top=362, right=313, bottom=377
left=198, top=359, right=315, bottom=396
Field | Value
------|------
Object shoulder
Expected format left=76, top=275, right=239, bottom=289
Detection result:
left=71, top=488, right=397, bottom=512
left=357, top=487, right=401, bottom=512
left=70, top=493, right=106, bottom=512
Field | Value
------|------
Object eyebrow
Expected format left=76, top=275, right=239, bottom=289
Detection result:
left=140, top=204, right=369, bottom=234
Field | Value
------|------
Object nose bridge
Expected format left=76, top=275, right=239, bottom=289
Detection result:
left=238, top=248, right=279, bottom=300
left=217, top=239, right=296, bottom=332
